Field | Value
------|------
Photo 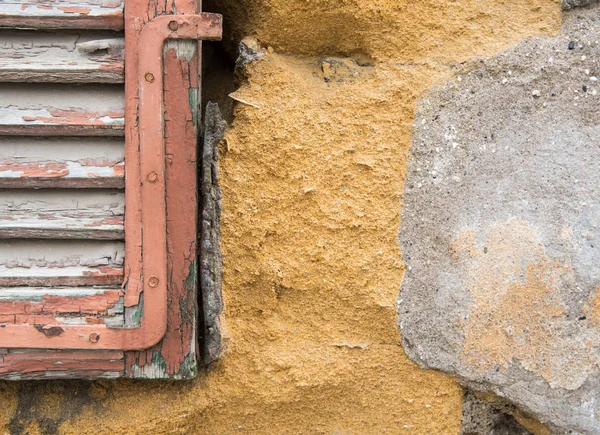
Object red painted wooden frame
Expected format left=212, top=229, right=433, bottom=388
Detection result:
left=0, top=13, right=222, bottom=351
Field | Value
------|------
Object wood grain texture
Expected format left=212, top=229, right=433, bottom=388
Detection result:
left=0, top=288, right=124, bottom=326
left=0, top=83, right=124, bottom=136
left=0, top=137, right=124, bottom=188
left=0, top=0, right=206, bottom=379
left=0, top=31, right=124, bottom=83
left=130, top=45, right=199, bottom=377
left=0, top=240, right=124, bottom=287
left=0, top=190, right=124, bottom=239
left=0, top=349, right=124, bottom=379
left=0, top=0, right=124, bottom=30
left=124, top=0, right=200, bottom=379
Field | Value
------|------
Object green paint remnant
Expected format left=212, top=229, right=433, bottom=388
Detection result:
left=189, top=89, right=198, bottom=128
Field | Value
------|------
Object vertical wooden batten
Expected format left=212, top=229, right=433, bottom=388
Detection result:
left=123, top=0, right=206, bottom=379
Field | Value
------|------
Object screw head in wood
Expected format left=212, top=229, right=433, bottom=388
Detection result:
left=168, top=20, right=179, bottom=31
left=89, top=333, right=100, bottom=343
left=147, top=171, right=158, bottom=183
left=145, top=72, right=155, bottom=83
left=148, top=276, right=159, bottom=288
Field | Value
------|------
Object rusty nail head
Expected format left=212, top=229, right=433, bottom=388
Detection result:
left=168, top=20, right=179, bottom=31
left=147, top=171, right=158, bottom=182
left=89, top=333, right=100, bottom=343
left=148, top=276, right=159, bottom=288
left=144, top=72, right=155, bottom=83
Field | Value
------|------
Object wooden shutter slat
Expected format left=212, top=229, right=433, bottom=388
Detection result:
left=0, top=0, right=124, bottom=30
left=0, top=163, right=124, bottom=188
left=0, top=31, right=124, bottom=83
left=0, top=83, right=124, bottom=136
left=0, top=240, right=124, bottom=287
left=0, top=348, right=125, bottom=378
left=0, top=137, right=124, bottom=189
left=0, top=190, right=124, bottom=240
left=0, top=288, right=123, bottom=317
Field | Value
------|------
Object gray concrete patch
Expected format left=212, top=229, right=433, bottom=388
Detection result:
left=399, top=7, right=600, bottom=434
left=561, top=0, right=597, bottom=10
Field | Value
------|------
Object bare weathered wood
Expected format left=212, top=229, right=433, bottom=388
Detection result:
left=0, top=190, right=124, bottom=240
left=0, top=240, right=124, bottom=287
left=200, top=102, right=226, bottom=365
left=0, top=0, right=124, bottom=30
left=0, top=31, right=124, bottom=83
left=0, top=137, right=124, bottom=188
left=0, top=83, right=124, bottom=136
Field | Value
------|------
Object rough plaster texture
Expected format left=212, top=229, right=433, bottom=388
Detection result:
left=209, top=0, right=560, bottom=64
left=400, top=7, right=600, bottom=434
left=0, top=0, right=563, bottom=433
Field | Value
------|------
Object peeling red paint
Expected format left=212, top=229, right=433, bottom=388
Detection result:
left=98, top=61, right=125, bottom=72
left=125, top=1, right=204, bottom=377
left=84, top=216, right=124, bottom=227
left=161, top=48, right=199, bottom=375
left=0, top=161, right=69, bottom=178
left=0, top=2, right=219, bottom=378
left=0, top=275, right=123, bottom=287
left=0, top=292, right=122, bottom=317
left=22, top=108, right=124, bottom=128
left=113, top=164, right=125, bottom=177
left=0, top=350, right=125, bottom=376
left=124, top=8, right=221, bottom=377
left=0, top=159, right=124, bottom=188
left=36, top=215, right=58, bottom=220
left=79, top=158, right=117, bottom=167
left=83, top=266, right=123, bottom=277
left=57, top=7, right=93, bottom=15
left=12, top=314, right=106, bottom=326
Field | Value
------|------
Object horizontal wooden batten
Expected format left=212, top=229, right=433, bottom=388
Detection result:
left=0, top=288, right=125, bottom=328
left=0, top=137, right=124, bottom=188
left=0, top=1, right=124, bottom=31
left=0, top=240, right=124, bottom=287
left=0, top=190, right=124, bottom=240
left=0, top=31, right=124, bottom=83
left=0, top=83, right=124, bottom=136
left=0, top=349, right=125, bottom=379
left=0, top=287, right=123, bottom=316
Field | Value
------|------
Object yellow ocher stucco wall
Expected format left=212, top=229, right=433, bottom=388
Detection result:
left=0, top=1, right=561, bottom=434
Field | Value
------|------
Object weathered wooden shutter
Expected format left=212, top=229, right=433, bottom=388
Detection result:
left=0, top=0, right=221, bottom=379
